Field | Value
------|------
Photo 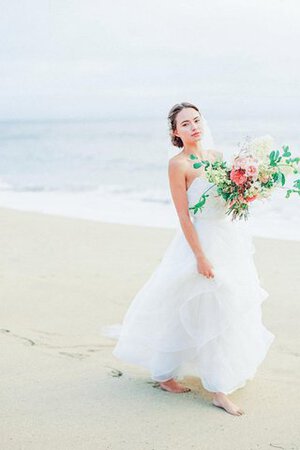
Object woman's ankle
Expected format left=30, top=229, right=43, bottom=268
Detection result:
left=159, top=378, right=174, bottom=384
left=213, top=391, right=227, bottom=397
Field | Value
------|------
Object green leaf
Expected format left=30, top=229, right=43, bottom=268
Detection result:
left=294, top=179, right=300, bottom=189
left=193, top=162, right=202, bottom=169
left=269, top=150, right=275, bottom=162
left=189, top=154, right=198, bottom=160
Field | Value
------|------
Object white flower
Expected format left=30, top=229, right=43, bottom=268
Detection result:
left=247, top=135, right=275, bottom=162
left=280, top=164, right=295, bottom=176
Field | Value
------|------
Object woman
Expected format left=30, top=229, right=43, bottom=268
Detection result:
left=103, top=102, right=275, bottom=416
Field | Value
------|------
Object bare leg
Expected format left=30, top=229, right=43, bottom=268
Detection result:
left=159, top=378, right=191, bottom=393
left=212, top=392, right=245, bottom=415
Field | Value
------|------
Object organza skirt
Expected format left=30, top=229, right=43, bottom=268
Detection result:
left=103, top=215, right=275, bottom=394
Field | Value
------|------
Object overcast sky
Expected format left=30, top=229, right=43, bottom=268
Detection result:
left=0, top=0, right=299, bottom=120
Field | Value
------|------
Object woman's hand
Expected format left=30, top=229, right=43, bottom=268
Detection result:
left=196, top=255, right=215, bottom=279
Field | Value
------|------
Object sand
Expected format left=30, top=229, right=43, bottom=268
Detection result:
left=0, top=206, right=299, bottom=450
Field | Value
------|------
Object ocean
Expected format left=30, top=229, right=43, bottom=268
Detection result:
left=0, top=117, right=299, bottom=240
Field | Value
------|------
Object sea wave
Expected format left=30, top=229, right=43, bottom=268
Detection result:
left=0, top=186, right=299, bottom=241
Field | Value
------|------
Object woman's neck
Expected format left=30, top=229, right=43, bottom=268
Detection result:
left=182, top=142, right=208, bottom=160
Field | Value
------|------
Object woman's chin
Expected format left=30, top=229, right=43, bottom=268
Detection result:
left=191, top=135, right=202, bottom=142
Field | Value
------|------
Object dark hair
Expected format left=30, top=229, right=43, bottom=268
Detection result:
left=167, top=102, right=201, bottom=148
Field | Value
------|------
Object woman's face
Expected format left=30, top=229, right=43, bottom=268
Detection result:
left=173, top=108, right=204, bottom=146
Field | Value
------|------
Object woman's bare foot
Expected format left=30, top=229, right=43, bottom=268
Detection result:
left=159, top=378, right=191, bottom=393
left=212, top=392, right=245, bottom=416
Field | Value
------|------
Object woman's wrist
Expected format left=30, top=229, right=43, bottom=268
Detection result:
left=194, top=251, right=205, bottom=261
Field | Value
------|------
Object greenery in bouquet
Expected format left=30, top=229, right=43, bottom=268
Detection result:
left=188, top=136, right=300, bottom=220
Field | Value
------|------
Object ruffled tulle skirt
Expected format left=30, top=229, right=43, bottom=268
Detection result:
left=102, top=216, right=275, bottom=395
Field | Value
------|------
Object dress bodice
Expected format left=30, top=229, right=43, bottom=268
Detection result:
left=187, top=176, right=227, bottom=221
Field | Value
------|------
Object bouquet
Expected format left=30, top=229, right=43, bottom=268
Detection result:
left=188, top=135, right=300, bottom=220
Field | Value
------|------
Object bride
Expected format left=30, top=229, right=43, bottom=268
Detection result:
left=102, top=102, right=275, bottom=416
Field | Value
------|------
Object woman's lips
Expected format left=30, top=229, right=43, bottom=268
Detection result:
left=192, top=132, right=201, bottom=137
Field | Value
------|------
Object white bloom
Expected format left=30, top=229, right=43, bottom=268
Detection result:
left=280, top=164, right=295, bottom=176
left=247, top=135, right=275, bottom=161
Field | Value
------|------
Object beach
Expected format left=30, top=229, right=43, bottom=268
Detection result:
left=0, top=206, right=299, bottom=450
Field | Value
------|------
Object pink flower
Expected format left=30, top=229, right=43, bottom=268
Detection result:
left=245, top=195, right=257, bottom=203
left=230, top=169, right=247, bottom=186
left=245, top=165, right=258, bottom=179
left=233, top=155, right=259, bottom=177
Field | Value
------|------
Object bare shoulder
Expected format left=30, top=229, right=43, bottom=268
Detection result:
left=169, top=151, right=186, bottom=164
left=168, top=154, right=187, bottom=189
left=168, top=152, right=188, bottom=173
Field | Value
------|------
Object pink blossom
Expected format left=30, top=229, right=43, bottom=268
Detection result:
left=245, top=195, right=257, bottom=203
left=233, top=155, right=259, bottom=174
left=233, top=155, right=251, bottom=170
left=230, top=169, right=247, bottom=186
left=245, top=165, right=258, bottom=179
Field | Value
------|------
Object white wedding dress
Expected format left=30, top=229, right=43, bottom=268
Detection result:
left=103, top=176, right=275, bottom=395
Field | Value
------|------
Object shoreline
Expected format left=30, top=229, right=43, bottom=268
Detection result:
left=0, top=198, right=299, bottom=241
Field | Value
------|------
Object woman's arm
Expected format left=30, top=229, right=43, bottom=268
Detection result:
left=168, top=158, right=205, bottom=259
left=168, top=159, right=214, bottom=279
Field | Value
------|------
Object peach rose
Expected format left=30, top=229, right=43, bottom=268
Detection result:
left=259, top=173, right=270, bottom=183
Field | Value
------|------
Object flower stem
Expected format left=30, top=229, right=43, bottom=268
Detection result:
left=202, top=184, right=216, bottom=195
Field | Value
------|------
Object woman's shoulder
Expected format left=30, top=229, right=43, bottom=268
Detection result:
left=168, top=153, right=189, bottom=179
left=168, top=152, right=189, bottom=168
